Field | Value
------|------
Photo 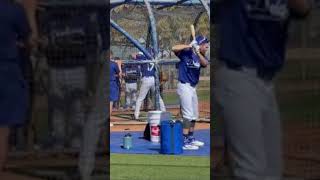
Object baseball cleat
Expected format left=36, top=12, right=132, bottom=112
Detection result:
left=189, top=137, right=205, bottom=147
left=183, top=143, right=199, bottom=150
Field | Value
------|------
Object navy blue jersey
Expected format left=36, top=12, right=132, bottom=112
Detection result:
left=215, top=0, right=289, bottom=77
left=0, top=1, right=30, bottom=60
left=176, top=48, right=208, bottom=86
left=136, top=54, right=155, bottom=77
left=123, top=63, right=140, bottom=83
left=43, top=9, right=100, bottom=67
left=110, top=60, right=120, bottom=81
left=0, top=1, right=30, bottom=126
left=110, top=60, right=120, bottom=100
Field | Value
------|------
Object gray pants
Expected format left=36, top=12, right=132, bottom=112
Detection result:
left=125, top=82, right=137, bottom=108
left=49, top=67, right=87, bottom=148
left=134, top=76, right=166, bottom=119
left=48, top=64, right=107, bottom=180
left=78, top=62, right=108, bottom=180
left=212, top=62, right=282, bottom=180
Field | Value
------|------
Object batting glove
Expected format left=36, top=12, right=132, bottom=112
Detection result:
left=192, top=44, right=200, bottom=53
left=189, top=40, right=198, bottom=47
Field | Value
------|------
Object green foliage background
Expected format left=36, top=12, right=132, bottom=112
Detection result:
left=111, top=5, right=209, bottom=50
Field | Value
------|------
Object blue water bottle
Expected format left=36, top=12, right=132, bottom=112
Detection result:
left=123, top=133, right=132, bottom=150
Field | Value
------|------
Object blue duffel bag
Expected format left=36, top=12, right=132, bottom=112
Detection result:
left=160, top=120, right=183, bottom=154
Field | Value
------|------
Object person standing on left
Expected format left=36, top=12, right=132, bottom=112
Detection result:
left=0, top=0, right=31, bottom=174
left=110, top=51, right=121, bottom=126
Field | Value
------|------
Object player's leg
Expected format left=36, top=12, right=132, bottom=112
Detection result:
left=110, top=101, right=114, bottom=127
left=68, top=67, right=86, bottom=149
left=110, top=84, right=115, bottom=126
left=177, top=82, right=199, bottom=150
left=134, top=77, right=152, bottom=120
left=212, top=97, right=230, bottom=173
left=128, top=83, right=135, bottom=109
left=78, top=112, right=104, bottom=180
left=49, top=68, right=66, bottom=149
left=131, top=83, right=137, bottom=109
left=79, top=114, right=106, bottom=180
left=125, top=83, right=130, bottom=109
left=262, top=83, right=282, bottom=180
left=110, top=79, right=120, bottom=122
left=188, top=88, right=204, bottom=147
left=116, top=81, right=121, bottom=109
left=78, top=62, right=108, bottom=180
left=150, top=78, right=166, bottom=111
left=110, top=101, right=113, bottom=115
left=213, top=64, right=267, bottom=179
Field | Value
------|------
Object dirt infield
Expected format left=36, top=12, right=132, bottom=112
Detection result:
left=111, top=101, right=210, bottom=120
left=199, top=101, right=210, bottom=117
left=110, top=101, right=210, bottom=132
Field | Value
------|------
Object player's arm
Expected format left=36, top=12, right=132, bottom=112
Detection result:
left=172, top=44, right=192, bottom=54
left=131, top=52, right=138, bottom=59
left=197, top=52, right=209, bottom=67
left=115, top=63, right=121, bottom=78
left=122, top=66, right=126, bottom=78
left=117, top=61, right=123, bottom=79
left=14, top=3, right=31, bottom=49
left=289, top=0, right=312, bottom=17
left=18, top=0, right=38, bottom=47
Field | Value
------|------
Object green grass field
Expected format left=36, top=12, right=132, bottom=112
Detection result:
left=110, top=154, right=210, bottom=180
left=119, top=89, right=210, bottom=105
left=162, top=89, right=210, bottom=105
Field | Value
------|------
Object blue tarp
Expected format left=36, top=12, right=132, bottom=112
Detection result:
left=110, top=129, right=210, bottom=156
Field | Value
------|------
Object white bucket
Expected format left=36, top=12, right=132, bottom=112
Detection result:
left=147, top=111, right=162, bottom=143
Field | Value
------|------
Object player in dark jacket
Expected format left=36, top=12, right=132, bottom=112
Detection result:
left=0, top=0, right=31, bottom=173
left=213, top=0, right=312, bottom=179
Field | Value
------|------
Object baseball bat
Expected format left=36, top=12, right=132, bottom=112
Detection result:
left=190, top=24, right=196, bottom=41
left=172, top=25, right=196, bottom=52
left=190, top=24, right=205, bottom=58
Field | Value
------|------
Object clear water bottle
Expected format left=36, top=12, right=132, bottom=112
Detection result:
left=123, top=133, right=132, bottom=150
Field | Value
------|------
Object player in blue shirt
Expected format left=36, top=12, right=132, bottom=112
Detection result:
left=113, top=57, right=123, bottom=110
left=110, top=51, right=121, bottom=119
left=133, top=52, right=166, bottom=120
left=0, top=0, right=31, bottom=173
left=213, top=0, right=312, bottom=179
left=123, top=61, right=140, bottom=110
left=172, top=35, right=209, bottom=150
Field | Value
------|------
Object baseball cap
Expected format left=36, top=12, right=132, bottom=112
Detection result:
left=196, top=35, right=209, bottom=45
left=136, top=52, right=147, bottom=60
